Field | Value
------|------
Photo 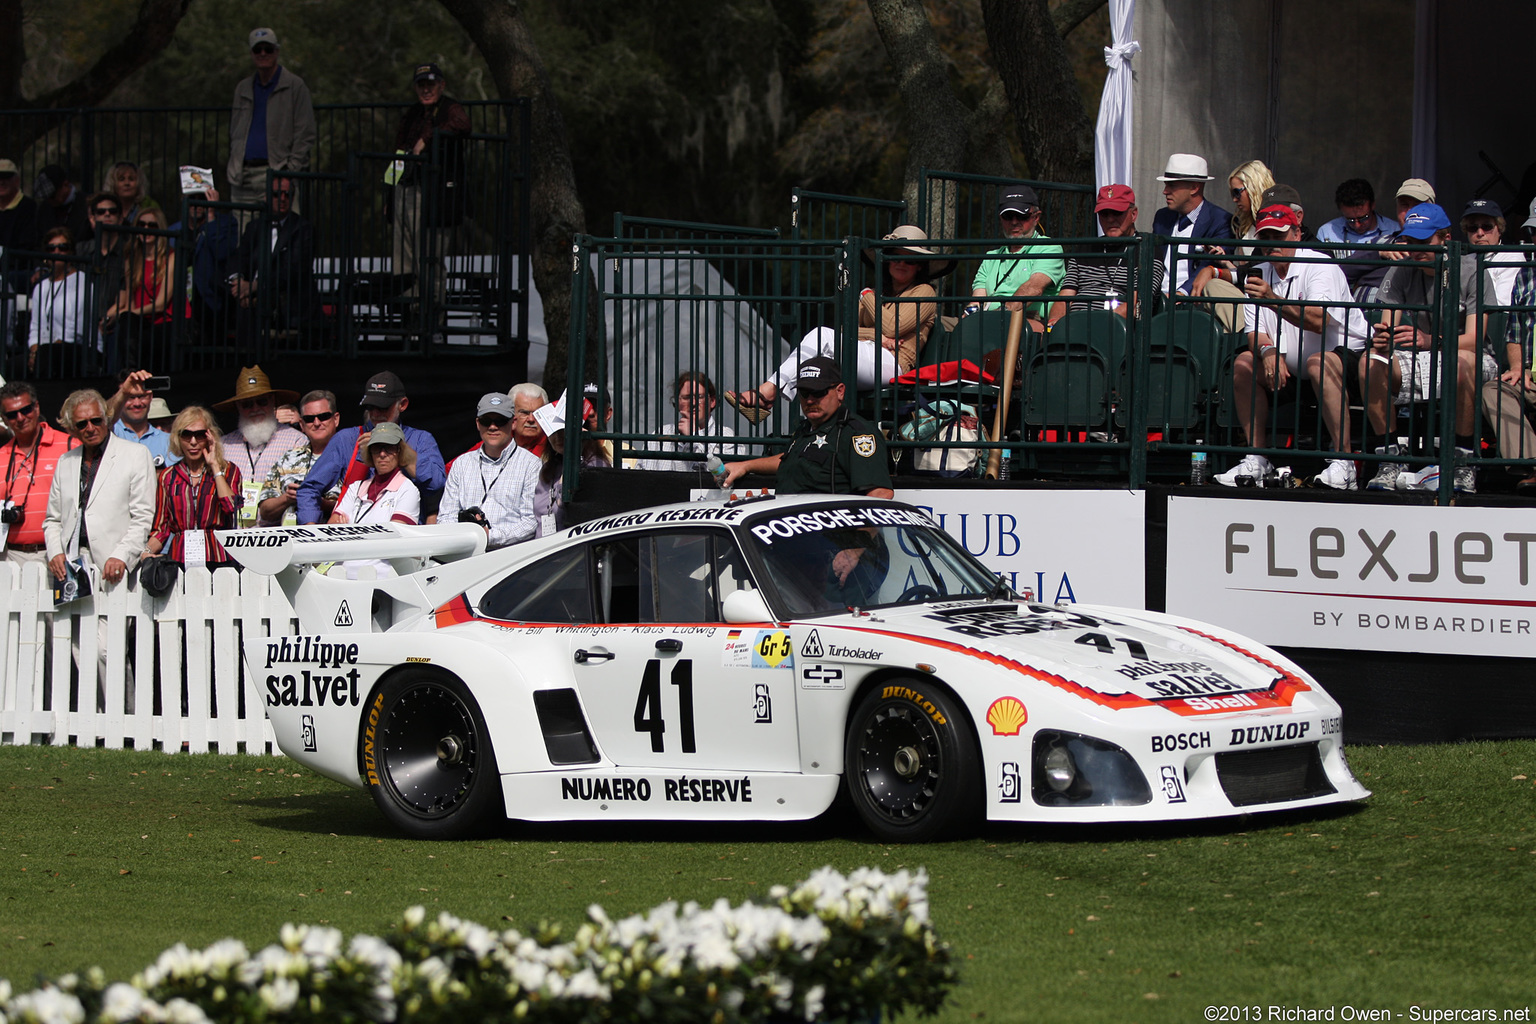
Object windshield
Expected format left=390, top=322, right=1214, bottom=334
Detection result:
left=744, top=504, right=1004, bottom=618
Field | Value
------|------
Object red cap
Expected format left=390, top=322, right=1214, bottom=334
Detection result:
left=1094, top=184, right=1135, bottom=212
left=1254, top=204, right=1301, bottom=232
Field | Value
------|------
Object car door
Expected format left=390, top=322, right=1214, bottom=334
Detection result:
left=567, top=527, right=801, bottom=773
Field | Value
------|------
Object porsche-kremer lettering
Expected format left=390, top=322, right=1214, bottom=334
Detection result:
left=221, top=500, right=1366, bottom=842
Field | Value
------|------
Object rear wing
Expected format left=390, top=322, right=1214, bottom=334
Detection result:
left=213, top=523, right=487, bottom=575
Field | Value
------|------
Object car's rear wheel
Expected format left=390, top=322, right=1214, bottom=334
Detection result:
left=361, top=670, right=503, bottom=839
left=844, top=680, right=981, bottom=842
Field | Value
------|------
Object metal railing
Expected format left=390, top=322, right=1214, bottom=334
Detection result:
left=2, top=101, right=532, bottom=371
left=561, top=224, right=1532, bottom=506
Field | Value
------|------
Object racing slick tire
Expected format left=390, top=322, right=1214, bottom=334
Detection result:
left=361, top=670, right=504, bottom=839
left=844, top=679, right=981, bottom=843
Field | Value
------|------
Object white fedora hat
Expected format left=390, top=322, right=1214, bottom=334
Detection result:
left=1156, top=153, right=1214, bottom=182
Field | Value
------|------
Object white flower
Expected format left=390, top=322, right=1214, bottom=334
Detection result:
left=802, top=984, right=827, bottom=1020
left=258, top=978, right=300, bottom=1013
left=402, top=906, right=426, bottom=930
left=345, top=934, right=402, bottom=974
left=4, top=986, right=85, bottom=1024
left=160, top=998, right=212, bottom=1024
left=98, top=984, right=151, bottom=1023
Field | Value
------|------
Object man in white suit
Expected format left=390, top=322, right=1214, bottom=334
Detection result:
left=43, top=389, right=156, bottom=713
left=45, top=389, right=156, bottom=587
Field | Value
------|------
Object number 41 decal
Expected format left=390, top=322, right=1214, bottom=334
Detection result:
left=634, top=658, right=696, bottom=753
left=1074, top=632, right=1148, bottom=660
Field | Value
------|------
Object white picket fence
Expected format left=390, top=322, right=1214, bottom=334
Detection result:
left=0, top=561, right=295, bottom=754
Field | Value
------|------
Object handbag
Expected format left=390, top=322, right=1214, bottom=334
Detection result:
left=138, top=556, right=181, bottom=598
left=898, top=397, right=986, bottom=477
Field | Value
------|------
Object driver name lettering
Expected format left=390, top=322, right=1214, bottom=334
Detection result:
left=559, top=776, right=753, bottom=803
left=265, top=668, right=362, bottom=707
left=749, top=506, right=932, bottom=545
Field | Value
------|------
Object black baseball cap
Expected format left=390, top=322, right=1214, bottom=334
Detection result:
left=360, top=371, right=406, bottom=408
left=794, top=356, right=843, bottom=391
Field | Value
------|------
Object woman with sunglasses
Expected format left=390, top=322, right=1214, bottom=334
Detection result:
left=143, top=406, right=241, bottom=570
left=114, top=211, right=176, bottom=368
left=727, top=225, right=954, bottom=424
left=26, top=227, right=95, bottom=375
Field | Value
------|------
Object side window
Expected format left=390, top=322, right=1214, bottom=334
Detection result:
left=593, top=529, right=756, bottom=624
left=479, top=546, right=593, bottom=623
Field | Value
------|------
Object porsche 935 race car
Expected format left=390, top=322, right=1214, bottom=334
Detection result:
left=218, top=494, right=1368, bottom=842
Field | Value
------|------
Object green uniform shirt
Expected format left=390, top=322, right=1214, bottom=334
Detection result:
left=971, top=235, right=1066, bottom=319
left=776, top=408, right=892, bottom=496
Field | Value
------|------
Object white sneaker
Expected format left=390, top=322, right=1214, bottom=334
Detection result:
left=1215, top=454, right=1273, bottom=488
left=1396, top=465, right=1441, bottom=491
left=1453, top=447, right=1477, bottom=494
left=1366, top=445, right=1406, bottom=491
left=1313, top=458, right=1358, bottom=490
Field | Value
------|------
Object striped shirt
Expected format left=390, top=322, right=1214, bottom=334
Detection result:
left=1059, top=250, right=1165, bottom=313
left=150, top=462, right=243, bottom=564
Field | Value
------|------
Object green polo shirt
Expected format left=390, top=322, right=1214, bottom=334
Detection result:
left=776, top=408, right=891, bottom=496
left=971, top=234, right=1066, bottom=319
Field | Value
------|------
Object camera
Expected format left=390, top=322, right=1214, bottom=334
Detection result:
left=458, top=506, right=489, bottom=528
left=0, top=502, right=23, bottom=526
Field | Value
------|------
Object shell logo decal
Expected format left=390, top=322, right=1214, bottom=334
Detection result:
left=986, top=696, right=1028, bottom=736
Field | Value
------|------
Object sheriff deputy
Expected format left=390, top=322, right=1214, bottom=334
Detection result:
left=720, top=356, right=893, bottom=498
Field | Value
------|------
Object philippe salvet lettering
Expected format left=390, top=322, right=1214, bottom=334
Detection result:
left=263, top=636, right=363, bottom=707
left=560, top=776, right=754, bottom=803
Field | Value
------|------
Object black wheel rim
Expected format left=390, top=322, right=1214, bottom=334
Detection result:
left=855, top=702, right=942, bottom=825
left=380, top=681, right=480, bottom=818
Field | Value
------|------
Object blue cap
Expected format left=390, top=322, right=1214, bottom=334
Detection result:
left=1398, top=203, right=1451, bottom=240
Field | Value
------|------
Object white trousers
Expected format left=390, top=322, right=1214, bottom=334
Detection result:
left=770, top=327, right=895, bottom=400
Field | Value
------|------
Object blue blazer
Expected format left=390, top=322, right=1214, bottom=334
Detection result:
left=1152, top=201, right=1234, bottom=294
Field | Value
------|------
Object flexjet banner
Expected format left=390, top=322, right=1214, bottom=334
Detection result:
left=1166, top=496, right=1536, bottom=657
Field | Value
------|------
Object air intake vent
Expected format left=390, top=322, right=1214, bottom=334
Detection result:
left=533, top=689, right=600, bottom=765
left=1216, top=743, right=1335, bottom=807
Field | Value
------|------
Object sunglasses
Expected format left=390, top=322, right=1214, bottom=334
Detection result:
left=1344, top=215, right=1375, bottom=227
left=800, top=387, right=833, bottom=401
left=1230, top=187, right=1246, bottom=200
left=1466, top=222, right=1500, bottom=234
left=238, top=396, right=272, bottom=409
left=300, top=411, right=335, bottom=424
left=999, top=210, right=1036, bottom=221
left=74, top=416, right=106, bottom=430
left=2, top=403, right=37, bottom=420
left=44, top=244, right=70, bottom=252
left=478, top=415, right=511, bottom=429
left=252, top=44, right=276, bottom=54
left=179, top=429, right=209, bottom=442
left=91, top=207, right=119, bottom=217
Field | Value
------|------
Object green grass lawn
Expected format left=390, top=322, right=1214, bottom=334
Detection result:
left=2, top=741, right=1533, bottom=1022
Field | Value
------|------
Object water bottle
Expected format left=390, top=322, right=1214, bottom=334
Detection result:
left=705, top=454, right=729, bottom=489
left=1190, top=450, right=1208, bottom=485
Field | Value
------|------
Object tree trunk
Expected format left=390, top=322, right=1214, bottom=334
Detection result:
left=436, top=0, right=597, bottom=397
left=980, top=0, right=1099, bottom=185
left=1, top=0, right=194, bottom=154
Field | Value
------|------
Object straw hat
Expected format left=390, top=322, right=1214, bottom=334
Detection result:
left=861, top=225, right=957, bottom=281
left=212, top=365, right=300, bottom=410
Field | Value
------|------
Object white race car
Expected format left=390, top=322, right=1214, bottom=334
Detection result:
left=220, top=494, right=1367, bottom=842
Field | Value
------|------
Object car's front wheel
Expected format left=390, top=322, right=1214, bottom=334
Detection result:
left=361, top=670, right=503, bottom=839
left=844, top=680, right=981, bottom=842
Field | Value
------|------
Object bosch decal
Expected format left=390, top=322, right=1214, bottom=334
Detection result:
left=1150, top=731, right=1212, bottom=753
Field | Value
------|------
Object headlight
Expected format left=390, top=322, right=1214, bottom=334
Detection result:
left=1032, top=730, right=1151, bottom=807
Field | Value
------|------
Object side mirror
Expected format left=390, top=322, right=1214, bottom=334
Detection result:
left=722, top=588, right=772, bottom=624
